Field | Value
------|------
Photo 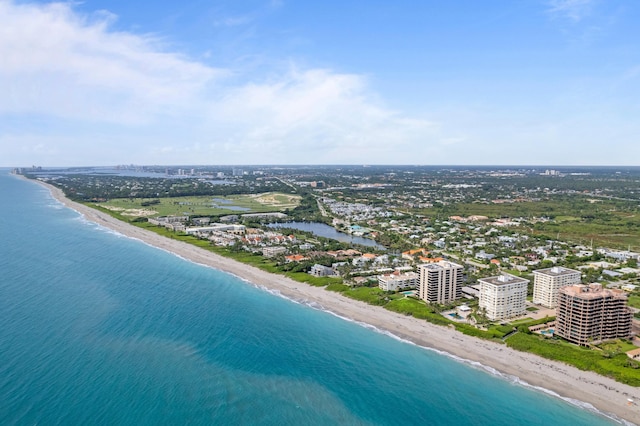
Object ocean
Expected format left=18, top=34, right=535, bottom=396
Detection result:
left=0, top=171, right=623, bottom=425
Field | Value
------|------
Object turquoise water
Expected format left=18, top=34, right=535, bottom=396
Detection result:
left=0, top=172, right=623, bottom=425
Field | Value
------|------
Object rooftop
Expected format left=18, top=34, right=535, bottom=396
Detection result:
left=420, top=260, right=462, bottom=270
left=560, top=283, right=627, bottom=300
left=533, top=266, right=580, bottom=277
left=479, top=274, right=529, bottom=286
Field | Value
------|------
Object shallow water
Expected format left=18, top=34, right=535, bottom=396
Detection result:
left=0, top=172, right=621, bottom=425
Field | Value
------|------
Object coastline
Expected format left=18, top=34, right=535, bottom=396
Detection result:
left=36, top=179, right=640, bottom=425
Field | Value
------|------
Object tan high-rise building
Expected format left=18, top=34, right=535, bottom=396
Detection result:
left=478, top=274, right=529, bottom=321
left=417, top=261, right=463, bottom=304
left=532, top=266, right=581, bottom=308
left=556, top=284, right=633, bottom=346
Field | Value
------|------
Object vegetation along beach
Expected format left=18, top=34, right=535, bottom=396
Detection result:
left=24, top=164, right=640, bottom=425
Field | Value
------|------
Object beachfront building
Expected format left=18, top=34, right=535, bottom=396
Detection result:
left=378, top=271, right=419, bottom=292
left=556, top=284, right=633, bottom=346
left=417, top=261, right=463, bottom=304
left=478, top=274, right=529, bottom=321
left=185, top=224, right=246, bottom=235
left=309, top=264, right=337, bottom=277
left=532, top=266, right=581, bottom=308
left=241, top=212, right=288, bottom=220
left=262, top=246, right=287, bottom=258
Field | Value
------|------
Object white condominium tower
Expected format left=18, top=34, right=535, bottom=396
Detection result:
left=532, top=266, right=581, bottom=308
left=417, top=261, right=463, bottom=304
left=478, top=274, right=529, bottom=321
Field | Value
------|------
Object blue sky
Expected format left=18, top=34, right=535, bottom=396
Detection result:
left=1, top=0, right=639, bottom=166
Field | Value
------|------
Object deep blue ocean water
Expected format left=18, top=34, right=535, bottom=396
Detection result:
left=0, top=171, right=624, bottom=425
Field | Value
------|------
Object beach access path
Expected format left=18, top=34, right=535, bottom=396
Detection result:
left=38, top=179, right=640, bottom=425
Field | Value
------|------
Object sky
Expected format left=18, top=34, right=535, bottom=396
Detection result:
left=1, top=0, right=639, bottom=166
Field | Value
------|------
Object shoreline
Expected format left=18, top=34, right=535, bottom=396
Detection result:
left=35, top=178, right=640, bottom=425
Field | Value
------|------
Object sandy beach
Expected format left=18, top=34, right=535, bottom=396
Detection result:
left=38, top=180, right=640, bottom=425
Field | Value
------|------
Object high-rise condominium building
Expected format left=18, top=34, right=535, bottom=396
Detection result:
left=532, top=266, right=581, bottom=308
left=417, top=261, right=463, bottom=304
left=478, top=274, right=529, bottom=321
left=556, top=284, right=633, bottom=346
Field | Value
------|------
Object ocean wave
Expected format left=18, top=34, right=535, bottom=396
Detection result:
left=254, top=285, right=312, bottom=307
left=43, top=185, right=632, bottom=425
left=41, top=190, right=64, bottom=209
left=70, top=214, right=127, bottom=238
left=248, top=288, right=631, bottom=425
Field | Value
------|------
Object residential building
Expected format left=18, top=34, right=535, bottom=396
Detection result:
left=460, top=285, right=480, bottom=299
left=603, top=270, right=623, bottom=278
left=241, top=212, right=288, bottom=219
left=556, top=284, right=633, bottom=346
left=417, top=261, right=463, bottom=304
left=285, top=254, right=309, bottom=263
left=185, top=224, right=246, bottom=235
left=148, top=215, right=189, bottom=227
left=165, top=223, right=186, bottom=232
left=262, top=246, right=287, bottom=258
left=162, top=215, right=190, bottom=223
left=192, top=217, right=211, bottom=226
left=478, top=274, right=529, bottom=321
left=378, top=272, right=419, bottom=292
left=599, top=250, right=640, bottom=263
left=475, top=250, right=495, bottom=261
left=327, top=249, right=361, bottom=258
left=532, top=266, right=581, bottom=308
left=402, top=248, right=429, bottom=261
left=433, top=239, right=446, bottom=249
left=309, top=264, right=336, bottom=277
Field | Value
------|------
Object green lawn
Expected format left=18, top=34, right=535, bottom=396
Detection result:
left=506, top=333, right=640, bottom=386
left=386, top=297, right=442, bottom=319
left=598, top=340, right=637, bottom=354
left=343, top=287, right=388, bottom=305
left=413, top=197, right=640, bottom=250
left=97, top=193, right=300, bottom=218
left=627, top=295, right=640, bottom=309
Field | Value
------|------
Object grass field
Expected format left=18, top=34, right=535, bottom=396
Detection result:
left=627, top=295, right=640, bottom=309
left=533, top=213, right=640, bottom=250
left=415, top=196, right=640, bottom=250
left=506, top=333, right=640, bottom=386
left=97, top=193, right=301, bottom=218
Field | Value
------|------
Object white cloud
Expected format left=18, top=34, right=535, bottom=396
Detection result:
left=0, top=1, right=222, bottom=123
left=546, top=0, right=594, bottom=22
left=0, top=0, right=435, bottom=165
left=202, top=68, right=433, bottom=162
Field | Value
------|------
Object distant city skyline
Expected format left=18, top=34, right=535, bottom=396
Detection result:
left=1, top=0, right=639, bottom=166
